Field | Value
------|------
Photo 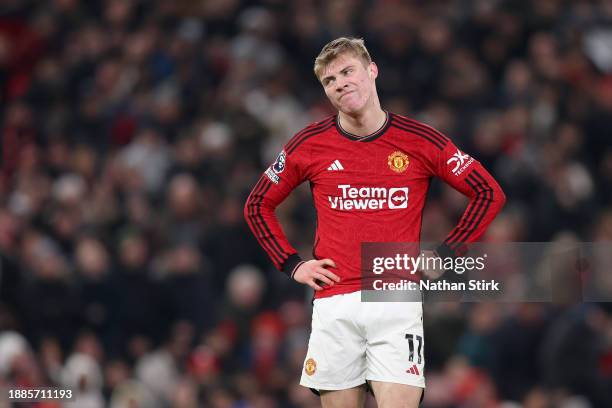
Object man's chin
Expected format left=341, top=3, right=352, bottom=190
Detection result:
left=337, top=103, right=366, bottom=115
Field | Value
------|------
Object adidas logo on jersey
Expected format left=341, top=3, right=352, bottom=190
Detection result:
left=327, top=160, right=344, bottom=171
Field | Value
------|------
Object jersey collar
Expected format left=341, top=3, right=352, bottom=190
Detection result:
left=335, top=111, right=391, bottom=142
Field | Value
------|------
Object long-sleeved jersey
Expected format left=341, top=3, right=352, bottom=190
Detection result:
left=244, top=112, right=506, bottom=299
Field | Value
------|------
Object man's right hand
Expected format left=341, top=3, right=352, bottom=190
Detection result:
left=293, top=259, right=340, bottom=291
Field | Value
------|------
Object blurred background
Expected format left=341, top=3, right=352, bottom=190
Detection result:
left=0, top=0, right=611, bottom=407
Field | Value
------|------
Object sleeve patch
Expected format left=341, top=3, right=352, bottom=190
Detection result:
left=265, top=167, right=280, bottom=184
left=446, top=149, right=474, bottom=176
left=272, top=150, right=287, bottom=174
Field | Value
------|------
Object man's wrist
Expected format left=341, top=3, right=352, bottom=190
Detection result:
left=434, top=242, right=468, bottom=259
left=281, top=253, right=304, bottom=278
left=291, top=261, right=306, bottom=280
left=434, top=243, right=470, bottom=281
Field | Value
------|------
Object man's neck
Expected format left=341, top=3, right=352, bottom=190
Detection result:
left=338, top=106, right=387, bottom=137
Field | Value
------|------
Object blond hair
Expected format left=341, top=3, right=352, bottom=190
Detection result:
left=313, top=37, right=372, bottom=80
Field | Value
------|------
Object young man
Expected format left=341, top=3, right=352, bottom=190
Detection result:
left=244, top=37, right=505, bottom=407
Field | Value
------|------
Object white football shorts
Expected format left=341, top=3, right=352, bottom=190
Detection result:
left=300, top=291, right=425, bottom=391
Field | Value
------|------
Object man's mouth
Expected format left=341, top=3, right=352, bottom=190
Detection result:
left=339, top=91, right=354, bottom=100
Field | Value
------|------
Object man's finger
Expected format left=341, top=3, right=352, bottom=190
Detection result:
left=319, top=258, right=336, bottom=268
left=316, top=267, right=340, bottom=282
left=310, top=280, right=323, bottom=291
left=314, top=273, right=334, bottom=286
left=325, top=271, right=341, bottom=282
left=315, top=266, right=330, bottom=275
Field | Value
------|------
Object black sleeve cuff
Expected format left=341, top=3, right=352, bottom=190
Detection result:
left=434, top=243, right=455, bottom=259
left=434, top=242, right=468, bottom=259
left=434, top=243, right=469, bottom=282
left=281, top=253, right=304, bottom=277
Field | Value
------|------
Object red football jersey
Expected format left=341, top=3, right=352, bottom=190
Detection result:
left=245, top=112, right=506, bottom=299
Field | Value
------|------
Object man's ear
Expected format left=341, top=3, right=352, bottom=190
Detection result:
left=369, top=62, right=379, bottom=79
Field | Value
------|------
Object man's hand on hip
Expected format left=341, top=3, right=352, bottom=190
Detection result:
left=419, top=250, right=445, bottom=280
left=293, top=259, right=340, bottom=291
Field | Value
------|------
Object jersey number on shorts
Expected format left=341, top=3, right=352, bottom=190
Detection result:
left=405, top=334, right=423, bottom=364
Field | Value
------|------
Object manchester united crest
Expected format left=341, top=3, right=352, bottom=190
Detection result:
left=388, top=151, right=409, bottom=173
left=304, top=358, right=317, bottom=376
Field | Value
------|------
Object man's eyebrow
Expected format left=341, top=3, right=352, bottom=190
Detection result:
left=321, top=74, right=335, bottom=84
left=321, top=64, right=355, bottom=84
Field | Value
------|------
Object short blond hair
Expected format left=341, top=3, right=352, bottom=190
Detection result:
left=313, top=37, right=372, bottom=81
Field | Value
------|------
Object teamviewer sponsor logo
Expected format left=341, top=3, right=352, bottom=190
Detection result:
left=328, top=185, right=409, bottom=211
left=388, top=188, right=408, bottom=209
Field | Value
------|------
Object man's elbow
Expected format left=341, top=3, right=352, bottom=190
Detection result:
left=244, top=197, right=254, bottom=223
left=494, top=184, right=506, bottom=211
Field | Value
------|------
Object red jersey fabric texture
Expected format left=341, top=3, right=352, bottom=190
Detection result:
left=245, top=112, right=506, bottom=299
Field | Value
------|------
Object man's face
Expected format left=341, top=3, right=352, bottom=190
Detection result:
left=320, top=53, right=378, bottom=114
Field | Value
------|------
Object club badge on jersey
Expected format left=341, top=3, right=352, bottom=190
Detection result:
left=388, top=151, right=410, bottom=173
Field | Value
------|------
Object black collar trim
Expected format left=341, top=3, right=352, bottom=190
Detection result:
left=335, top=111, right=391, bottom=142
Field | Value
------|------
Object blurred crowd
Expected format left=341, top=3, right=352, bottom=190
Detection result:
left=0, top=0, right=611, bottom=406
